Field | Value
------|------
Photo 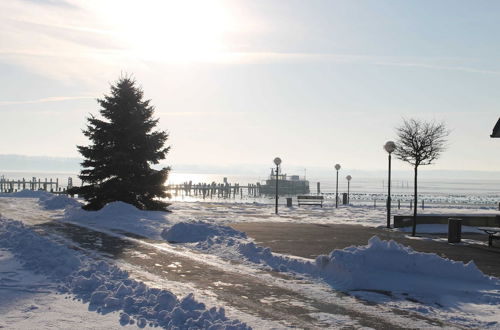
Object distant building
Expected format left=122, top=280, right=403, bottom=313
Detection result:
left=492, top=118, right=500, bottom=138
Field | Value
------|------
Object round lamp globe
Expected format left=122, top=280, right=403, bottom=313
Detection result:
left=384, top=141, right=396, bottom=154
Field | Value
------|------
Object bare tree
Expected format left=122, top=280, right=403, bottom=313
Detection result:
left=394, top=119, right=449, bottom=236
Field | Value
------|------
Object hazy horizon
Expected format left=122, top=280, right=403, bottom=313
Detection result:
left=1, top=153, right=500, bottom=181
left=1, top=1, right=500, bottom=173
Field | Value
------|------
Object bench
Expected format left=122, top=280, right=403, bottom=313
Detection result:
left=297, top=195, right=324, bottom=207
left=478, top=227, right=500, bottom=247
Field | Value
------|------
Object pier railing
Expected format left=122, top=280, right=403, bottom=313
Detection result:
left=0, top=177, right=73, bottom=193
left=165, top=182, right=262, bottom=199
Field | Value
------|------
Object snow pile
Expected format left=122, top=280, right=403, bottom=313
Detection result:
left=0, top=248, right=124, bottom=329
left=66, top=201, right=144, bottom=219
left=316, top=236, right=498, bottom=292
left=162, top=221, right=247, bottom=243
left=196, top=235, right=500, bottom=307
left=0, top=189, right=53, bottom=199
left=39, top=194, right=81, bottom=210
left=0, top=189, right=81, bottom=210
left=0, top=217, right=250, bottom=329
left=196, top=237, right=311, bottom=274
left=65, top=201, right=170, bottom=240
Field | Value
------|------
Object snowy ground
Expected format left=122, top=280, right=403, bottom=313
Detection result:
left=0, top=216, right=251, bottom=329
left=0, top=249, right=121, bottom=329
left=68, top=198, right=500, bottom=233
left=1, top=191, right=500, bottom=329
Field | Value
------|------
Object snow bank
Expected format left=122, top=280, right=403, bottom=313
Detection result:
left=0, top=190, right=81, bottom=210
left=317, top=236, right=498, bottom=291
left=0, top=217, right=250, bottom=329
left=39, top=194, right=81, bottom=210
left=196, top=235, right=500, bottom=306
left=0, top=189, right=53, bottom=199
left=162, top=221, right=247, bottom=243
left=78, top=201, right=145, bottom=218
left=65, top=202, right=170, bottom=240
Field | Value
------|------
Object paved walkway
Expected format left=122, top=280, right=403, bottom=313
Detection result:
left=230, top=222, right=500, bottom=278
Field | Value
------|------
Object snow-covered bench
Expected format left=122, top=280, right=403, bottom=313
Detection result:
left=478, top=227, right=500, bottom=247
left=297, top=195, right=323, bottom=207
left=394, top=215, right=500, bottom=228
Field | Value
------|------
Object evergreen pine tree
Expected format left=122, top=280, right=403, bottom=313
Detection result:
left=77, top=77, right=171, bottom=211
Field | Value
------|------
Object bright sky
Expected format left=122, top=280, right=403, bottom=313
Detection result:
left=1, top=0, right=499, bottom=173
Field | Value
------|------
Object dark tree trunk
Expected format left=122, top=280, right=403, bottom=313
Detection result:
left=412, top=165, right=418, bottom=236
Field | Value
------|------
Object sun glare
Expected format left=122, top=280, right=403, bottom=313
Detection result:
left=94, top=0, right=234, bottom=62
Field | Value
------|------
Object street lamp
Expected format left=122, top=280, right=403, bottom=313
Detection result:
left=346, top=175, right=352, bottom=204
left=384, top=141, right=396, bottom=228
left=334, top=164, right=341, bottom=208
left=274, top=157, right=282, bottom=214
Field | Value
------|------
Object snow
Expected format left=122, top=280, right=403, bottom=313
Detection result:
left=193, top=234, right=500, bottom=327
left=167, top=201, right=499, bottom=228
left=3, top=191, right=500, bottom=328
left=64, top=201, right=170, bottom=240
left=194, top=234, right=499, bottom=291
left=7, top=189, right=498, bottom=230
left=0, top=190, right=77, bottom=212
left=162, top=221, right=246, bottom=243
left=39, top=193, right=82, bottom=210
left=0, top=249, right=121, bottom=329
left=319, top=236, right=498, bottom=291
left=1, top=189, right=53, bottom=199
left=0, top=217, right=250, bottom=329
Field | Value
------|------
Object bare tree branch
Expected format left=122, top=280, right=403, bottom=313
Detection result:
left=394, top=119, right=449, bottom=167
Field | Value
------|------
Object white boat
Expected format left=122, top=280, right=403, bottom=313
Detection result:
left=259, top=168, right=309, bottom=195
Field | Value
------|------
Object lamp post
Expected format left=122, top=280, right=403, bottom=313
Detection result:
left=274, top=157, right=282, bottom=214
left=334, top=164, right=341, bottom=208
left=384, top=141, right=396, bottom=228
left=346, top=175, right=352, bottom=204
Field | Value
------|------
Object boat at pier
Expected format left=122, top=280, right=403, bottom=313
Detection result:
left=259, top=168, right=309, bottom=195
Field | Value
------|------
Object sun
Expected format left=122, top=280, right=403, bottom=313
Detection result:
left=94, top=0, right=234, bottom=62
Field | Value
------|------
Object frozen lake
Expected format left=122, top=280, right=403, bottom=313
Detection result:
left=2, top=171, right=500, bottom=207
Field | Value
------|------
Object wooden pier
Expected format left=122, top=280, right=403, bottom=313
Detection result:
left=0, top=176, right=261, bottom=198
left=0, top=176, right=73, bottom=193
left=166, top=182, right=262, bottom=199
